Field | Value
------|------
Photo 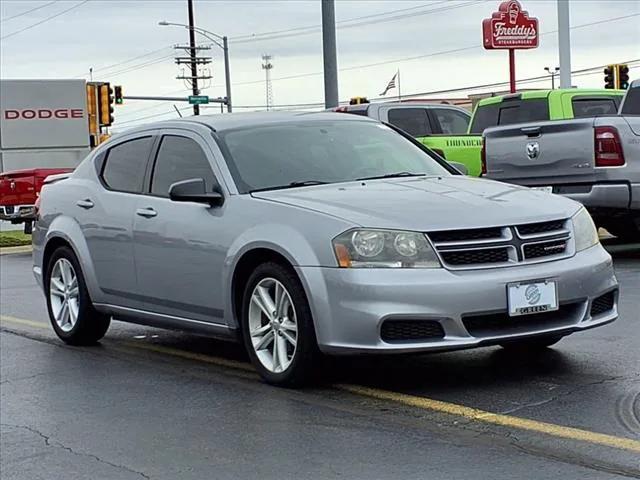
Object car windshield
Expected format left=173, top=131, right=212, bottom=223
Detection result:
left=216, top=119, right=451, bottom=193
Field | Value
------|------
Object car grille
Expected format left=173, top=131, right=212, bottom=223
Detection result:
left=590, top=291, right=615, bottom=317
left=427, top=219, right=571, bottom=269
left=462, top=302, right=581, bottom=338
left=4, top=206, right=15, bottom=214
left=380, top=319, right=445, bottom=343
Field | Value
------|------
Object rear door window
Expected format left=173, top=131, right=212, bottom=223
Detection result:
left=497, top=99, right=549, bottom=126
left=150, top=135, right=216, bottom=197
left=469, top=104, right=499, bottom=134
left=101, top=137, right=153, bottom=193
left=431, top=108, right=470, bottom=134
left=571, top=97, right=619, bottom=117
left=621, top=88, right=640, bottom=115
left=387, top=108, right=433, bottom=136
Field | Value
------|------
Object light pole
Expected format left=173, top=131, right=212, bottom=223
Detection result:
left=544, top=66, right=560, bottom=89
left=159, top=21, right=232, bottom=113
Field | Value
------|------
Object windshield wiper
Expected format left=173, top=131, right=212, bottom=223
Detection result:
left=249, top=180, right=329, bottom=193
left=356, top=171, right=427, bottom=181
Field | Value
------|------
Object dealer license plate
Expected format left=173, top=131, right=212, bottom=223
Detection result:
left=532, top=186, right=553, bottom=193
left=507, top=281, right=558, bottom=317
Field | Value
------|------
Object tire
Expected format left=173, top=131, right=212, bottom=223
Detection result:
left=45, top=246, right=110, bottom=345
left=240, top=262, right=320, bottom=387
left=499, top=334, right=563, bottom=351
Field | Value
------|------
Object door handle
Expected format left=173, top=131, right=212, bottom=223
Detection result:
left=76, top=199, right=94, bottom=209
left=136, top=207, right=157, bottom=218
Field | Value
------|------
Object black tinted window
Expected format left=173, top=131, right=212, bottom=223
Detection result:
left=572, top=98, right=618, bottom=117
left=151, top=136, right=215, bottom=197
left=469, top=104, right=499, bottom=134
left=432, top=108, right=470, bottom=134
left=102, top=137, right=153, bottom=193
left=621, top=88, right=640, bottom=115
left=498, top=99, right=549, bottom=125
left=387, top=108, right=432, bottom=136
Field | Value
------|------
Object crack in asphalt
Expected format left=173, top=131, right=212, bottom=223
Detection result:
left=500, top=375, right=628, bottom=415
left=1, top=423, right=151, bottom=480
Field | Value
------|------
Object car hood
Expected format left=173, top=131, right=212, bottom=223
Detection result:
left=251, top=176, right=582, bottom=231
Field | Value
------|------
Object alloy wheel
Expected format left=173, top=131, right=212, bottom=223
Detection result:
left=248, top=277, right=298, bottom=373
left=49, top=258, right=80, bottom=333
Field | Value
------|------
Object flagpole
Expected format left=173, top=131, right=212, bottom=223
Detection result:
left=397, top=69, right=401, bottom=102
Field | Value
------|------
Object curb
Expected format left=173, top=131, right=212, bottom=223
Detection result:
left=0, top=245, right=33, bottom=255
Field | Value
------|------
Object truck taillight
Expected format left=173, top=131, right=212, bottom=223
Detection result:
left=34, top=193, right=41, bottom=219
left=594, top=126, right=625, bottom=167
left=481, top=139, right=487, bottom=175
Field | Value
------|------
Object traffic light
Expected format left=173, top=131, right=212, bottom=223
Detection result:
left=114, top=85, right=124, bottom=105
left=349, top=96, right=369, bottom=105
left=86, top=83, right=98, bottom=140
left=604, top=65, right=615, bottom=89
left=616, top=64, right=629, bottom=90
left=98, top=83, right=114, bottom=126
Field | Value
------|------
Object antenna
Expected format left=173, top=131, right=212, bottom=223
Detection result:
left=261, top=54, right=274, bottom=111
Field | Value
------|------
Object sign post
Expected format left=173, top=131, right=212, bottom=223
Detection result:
left=482, top=0, right=539, bottom=93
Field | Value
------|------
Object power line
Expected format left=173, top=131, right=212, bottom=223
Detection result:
left=75, top=45, right=173, bottom=78
left=117, top=61, right=638, bottom=124
left=1, top=0, right=59, bottom=22
left=100, top=53, right=176, bottom=78
left=1, top=0, right=90, bottom=40
left=218, top=13, right=640, bottom=89
left=230, top=1, right=451, bottom=41
left=232, top=0, right=484, bottom=44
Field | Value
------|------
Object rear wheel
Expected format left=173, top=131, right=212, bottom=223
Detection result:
left=45, top=246, right=110, bottom=345
left=499, top=334, right=563, bottom=351
left=241, top=262, right=319, bottom=387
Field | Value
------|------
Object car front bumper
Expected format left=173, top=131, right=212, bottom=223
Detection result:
left=297, top=244, right=618, bottom=354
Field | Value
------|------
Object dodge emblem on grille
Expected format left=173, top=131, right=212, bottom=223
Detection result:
left=526, top=142, right=540, bottom=159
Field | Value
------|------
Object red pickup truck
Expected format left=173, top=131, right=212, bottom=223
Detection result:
left=0, top=168, right=74, bottom=232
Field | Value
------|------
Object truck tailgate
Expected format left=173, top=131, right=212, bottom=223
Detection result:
left=484, top=118, right=597, bottom=184
left=0, top=170, right=35, bottom=206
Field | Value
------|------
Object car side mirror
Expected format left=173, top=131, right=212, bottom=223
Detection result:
left=448, top=161, right=468, bottom=175
left=168, top=178, right=224, bottom=207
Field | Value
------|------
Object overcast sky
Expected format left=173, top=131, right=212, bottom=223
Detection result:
left=1, top=0, right=638, bottom=128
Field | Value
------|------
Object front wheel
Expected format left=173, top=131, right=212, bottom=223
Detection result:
left=45, top=246, right=110, bottom=345
left=241, top=262, right=320, bottom=387
left=499, top=334, right=563, bottom=351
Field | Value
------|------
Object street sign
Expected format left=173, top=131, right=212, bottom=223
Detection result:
left=188, top=95, right=210, bottom=105
left=482, top=0, right=539, bottom=50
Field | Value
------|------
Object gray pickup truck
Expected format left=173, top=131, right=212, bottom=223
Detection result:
left=484, top=80, right=639, bottom=240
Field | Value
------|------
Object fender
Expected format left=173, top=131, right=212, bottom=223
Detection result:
left=222, top=223, right=326, bottom=329
left=43, top=215, right=102, bottom=303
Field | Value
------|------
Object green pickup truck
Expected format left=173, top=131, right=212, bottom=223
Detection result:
left=337, top=89, right=625, bottom=176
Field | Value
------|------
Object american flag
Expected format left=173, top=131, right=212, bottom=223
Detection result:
left=380, top=72, right=398, bottom=96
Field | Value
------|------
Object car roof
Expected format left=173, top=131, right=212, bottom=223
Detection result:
left=476, top=88, right=625, bottom=107
left=124, top=111, right=377, bottom=134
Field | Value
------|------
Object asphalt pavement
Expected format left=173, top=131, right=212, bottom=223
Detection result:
left=1, top=241, right=639, bottom=479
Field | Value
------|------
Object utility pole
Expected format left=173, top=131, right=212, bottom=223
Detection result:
left=261, top=54, right=274, bottom=110
left=321, top=0, right=338, bottom=109
left=557, top=0, right=572, bottom=88
left=187, top=0, right=200, bottom=115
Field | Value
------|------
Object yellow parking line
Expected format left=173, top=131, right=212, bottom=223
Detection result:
left=2, top=314, right=639, bottom=453
left=337, top=384, right=640, bottom=453
left=0, top=315, right=47, bottom=329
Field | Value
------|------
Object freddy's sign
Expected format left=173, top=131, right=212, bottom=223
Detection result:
left=482, top=0, right=539, bottom=50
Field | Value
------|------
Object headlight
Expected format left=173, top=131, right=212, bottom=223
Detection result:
left=572, top=207, right=599, bottom=252
left=333, top=229, right=441, bottom=268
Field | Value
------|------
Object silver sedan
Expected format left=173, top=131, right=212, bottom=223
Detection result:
left=33, top=112, right=618, bottom=386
